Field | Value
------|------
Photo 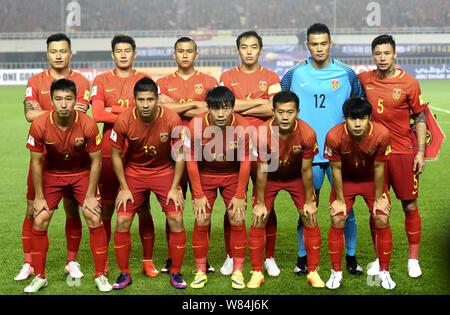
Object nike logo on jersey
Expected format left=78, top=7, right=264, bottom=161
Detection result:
left=130, top=137, right=140, bottom=141
left=231, top=82, right=239, bottom=86
left=106, top=88, right=116, bottom=93
left=168, top=88, right=177, bottom=92
left=176, top=245, right=186, bottom=249
left=366, top=86, right=375, bottom=90
left=45, top=140, right=57, bottom=145
left=313, top=245, right=321, bottom=250
left=299, top=82, right=310, bottom=88
left=41, top=90, right=50, bottom=94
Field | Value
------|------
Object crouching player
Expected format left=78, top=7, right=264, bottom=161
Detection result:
left=249, top=91, right=325, bottom=288
left=324, top=96, right=395, bottom=290
left=24, top=78, right=111, bottom=293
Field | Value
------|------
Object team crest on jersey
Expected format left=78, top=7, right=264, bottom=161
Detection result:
left=331, top=79, right=339, bottom=90
left=194, top=83, right=203, bottom=95
left=392, top=88, right=402, bottom=100
left=160, top=132, right=168, bottom=143
left=74, top=137, right=85, bottom=148
left=293, top=145, right=302, bottom=154
left=259, top=81, right=268, bottom=92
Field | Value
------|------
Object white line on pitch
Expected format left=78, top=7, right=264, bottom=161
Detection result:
left=430, top=106, right=450, bottom=114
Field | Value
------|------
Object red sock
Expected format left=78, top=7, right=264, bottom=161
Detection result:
left=369, top=215, right=377, bottom=254
left=377, top=225, right=393, bottom=271
left=66, top=217, right=82, bottom=263
left=328, top=226, right=344, bottom=271
left=103, top=218, right=112, bottom=246
left=89, top=224, right=108, bottom=277
left=114, top=231, right=131, bottom=274
left=249, top=227, right=265, bottom=272
left=304, top=225, right=321, bottom=272
left=165, top=219, right=170, bottom=258
left=31, top=228, right=48, bottom=279
left=22, top=218, right=33, bottom=264
left=224, top=213, right=231, bottom=256
left=230, top=224, right=247, bottom=272
left=192, top=224, right=209, bottom=272
left=264, top=210, right=277, bottom=259
left=169, top=230, right=186, bottom=274
left=139, top=215, right=155, bottom=261
left=405, top=209, right=421, bottom=259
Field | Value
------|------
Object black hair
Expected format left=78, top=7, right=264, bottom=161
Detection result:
left=342, top=97, right=372, bottom=119
left=272, top=91, right=299, bottom=111
left=46, top=33, right=71, bottom=49
left=306, top=23, right=331, bottom=40
left=174, top=36, right=197, bottom=51
left=50, top=78, right=77, bottom=99
left=236, top=30, right=263, bottom=49
left=371, top=34, right=396, bottom=53
left=134, top=77, right=158, bottom=97
left=111, top=34, right=136, bottom=52
left=206, top=86, right=235, bottom=109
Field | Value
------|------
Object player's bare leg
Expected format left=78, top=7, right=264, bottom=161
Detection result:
left=166, top=214, right=187, bottom=289
left=15, top=200, right=34, bottom=281
left=402, top=199, right=422, bottom=278
left=63, top=197, right=83, bottom=279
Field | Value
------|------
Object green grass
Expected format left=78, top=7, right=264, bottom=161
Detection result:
left=1, top=80, right=450, bottom=295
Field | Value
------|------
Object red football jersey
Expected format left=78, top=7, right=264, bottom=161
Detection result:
left=109, top=106, right=182, bottom=177
left=358, top=69, right=425, bottom=154
left=258, top=118, right=318, bottom=181
left=324, top=121, right=391, bottom=181
left=220, top=65, right=281, bottom=126
left=157, top=70, right=218, bottom=121
left=24, top=69, right=90, bottom=111
left=186, top=113, right=251, bottom=199
left=91, top=69, right=151, bottom=157
left=26, top=111, right=101, bottom=175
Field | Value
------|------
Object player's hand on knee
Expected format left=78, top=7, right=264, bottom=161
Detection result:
left=329, top=200, right=347, bottom=217
left=167, top=187, right=184, bottom=212
left=115, top=189, right=134, bottom=213
left=193, top=197, right=210, bottom=223
left=373, top=197, right=391, bottom=216
left=252, top=203, right=268, bottom=227
left=83, top=196, right=102, bottom=217
left=33, top=197, right=49, bottom=218
left=228, top=197, right=246, bottom=222
left=303, top=201, right=318, bottom=226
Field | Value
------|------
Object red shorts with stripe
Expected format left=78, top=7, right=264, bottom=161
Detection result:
left=386, top=154, right=419, bottom=200
left=117, top=173, right=178, bottom=217
left=254, top=178, right=306, bottom=210
left=329, top=180, right=390, bottom=213
left=199, top=174, right=241, bottom=214
left=98, top=157, right=119, bottom=204
left=40, top=172, right=91, bottom=210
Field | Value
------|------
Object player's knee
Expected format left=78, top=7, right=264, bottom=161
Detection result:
left=374, top=214, right=389, bottom=229
left=195, top=215, right=211, bottom=226
left=115, top=215, right=133, bottom=232
left=167, top=214, right=184, bottom=232
left=402, top=200, right=418, bottom=212
left=229, top=217, right=245, bottom=226
left=33, top=215, right=50, bottom=230
left=331, top=215, right=346, bottom=228
left=85, top=214, right=102, bottom=227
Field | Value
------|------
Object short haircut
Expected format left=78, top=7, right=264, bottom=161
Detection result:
left=371, top=34, right=396, bottom=52
left=134, top=77, right=158, bottom=97
left=272, top=91, right=299, bottom=111
left=236, top=30, right=263, bottom=49
left=206, top=86, right=235, bottom=109
left=342, top=97, right=372, bottom=119
left=46, top=33, right=71, bottom=49
left=306, top=23, right=331, bottom=40
left=50, top=78, right=77, bottom=99
left=174, top=36, right=197, bottom=51
left=111, top=34, right=136, bottom=52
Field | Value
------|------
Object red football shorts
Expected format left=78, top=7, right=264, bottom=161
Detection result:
left=257, top=178, right=307, bottom=211
left=117, top=173, right=178, bottom=217
left=329, top=179, right=391, bottom=213
left=199, top=174, right=241, bottom=214
left=385, top=154, right=419, bottom=200
left=98, top=157, right=119, bottom=204
left=41, top=172, right=90, bottom=210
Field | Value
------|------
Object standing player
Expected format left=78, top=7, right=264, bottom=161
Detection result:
left=157, top=36, right=218, bottom=274
left=219, top=30, right=282, bottom=277
left=109, top=78, right=187, bottom=289
left=359, top=35, right=426, bottom=278
left=17, top=33, right=90, bottom=282
left=91, top=34, right=158, bottom=277
left=187, top=86, right=251, bottom=289
left=248, top=91, right=325, bottom=289
left=324, top=96, right=395, bottom=290
left=24, top=78, right=111, bottom=293
left=281, top=23, right=364, bottom=275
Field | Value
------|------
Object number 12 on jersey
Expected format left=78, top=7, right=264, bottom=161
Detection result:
left=314, top=94, right=326, bottom=108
